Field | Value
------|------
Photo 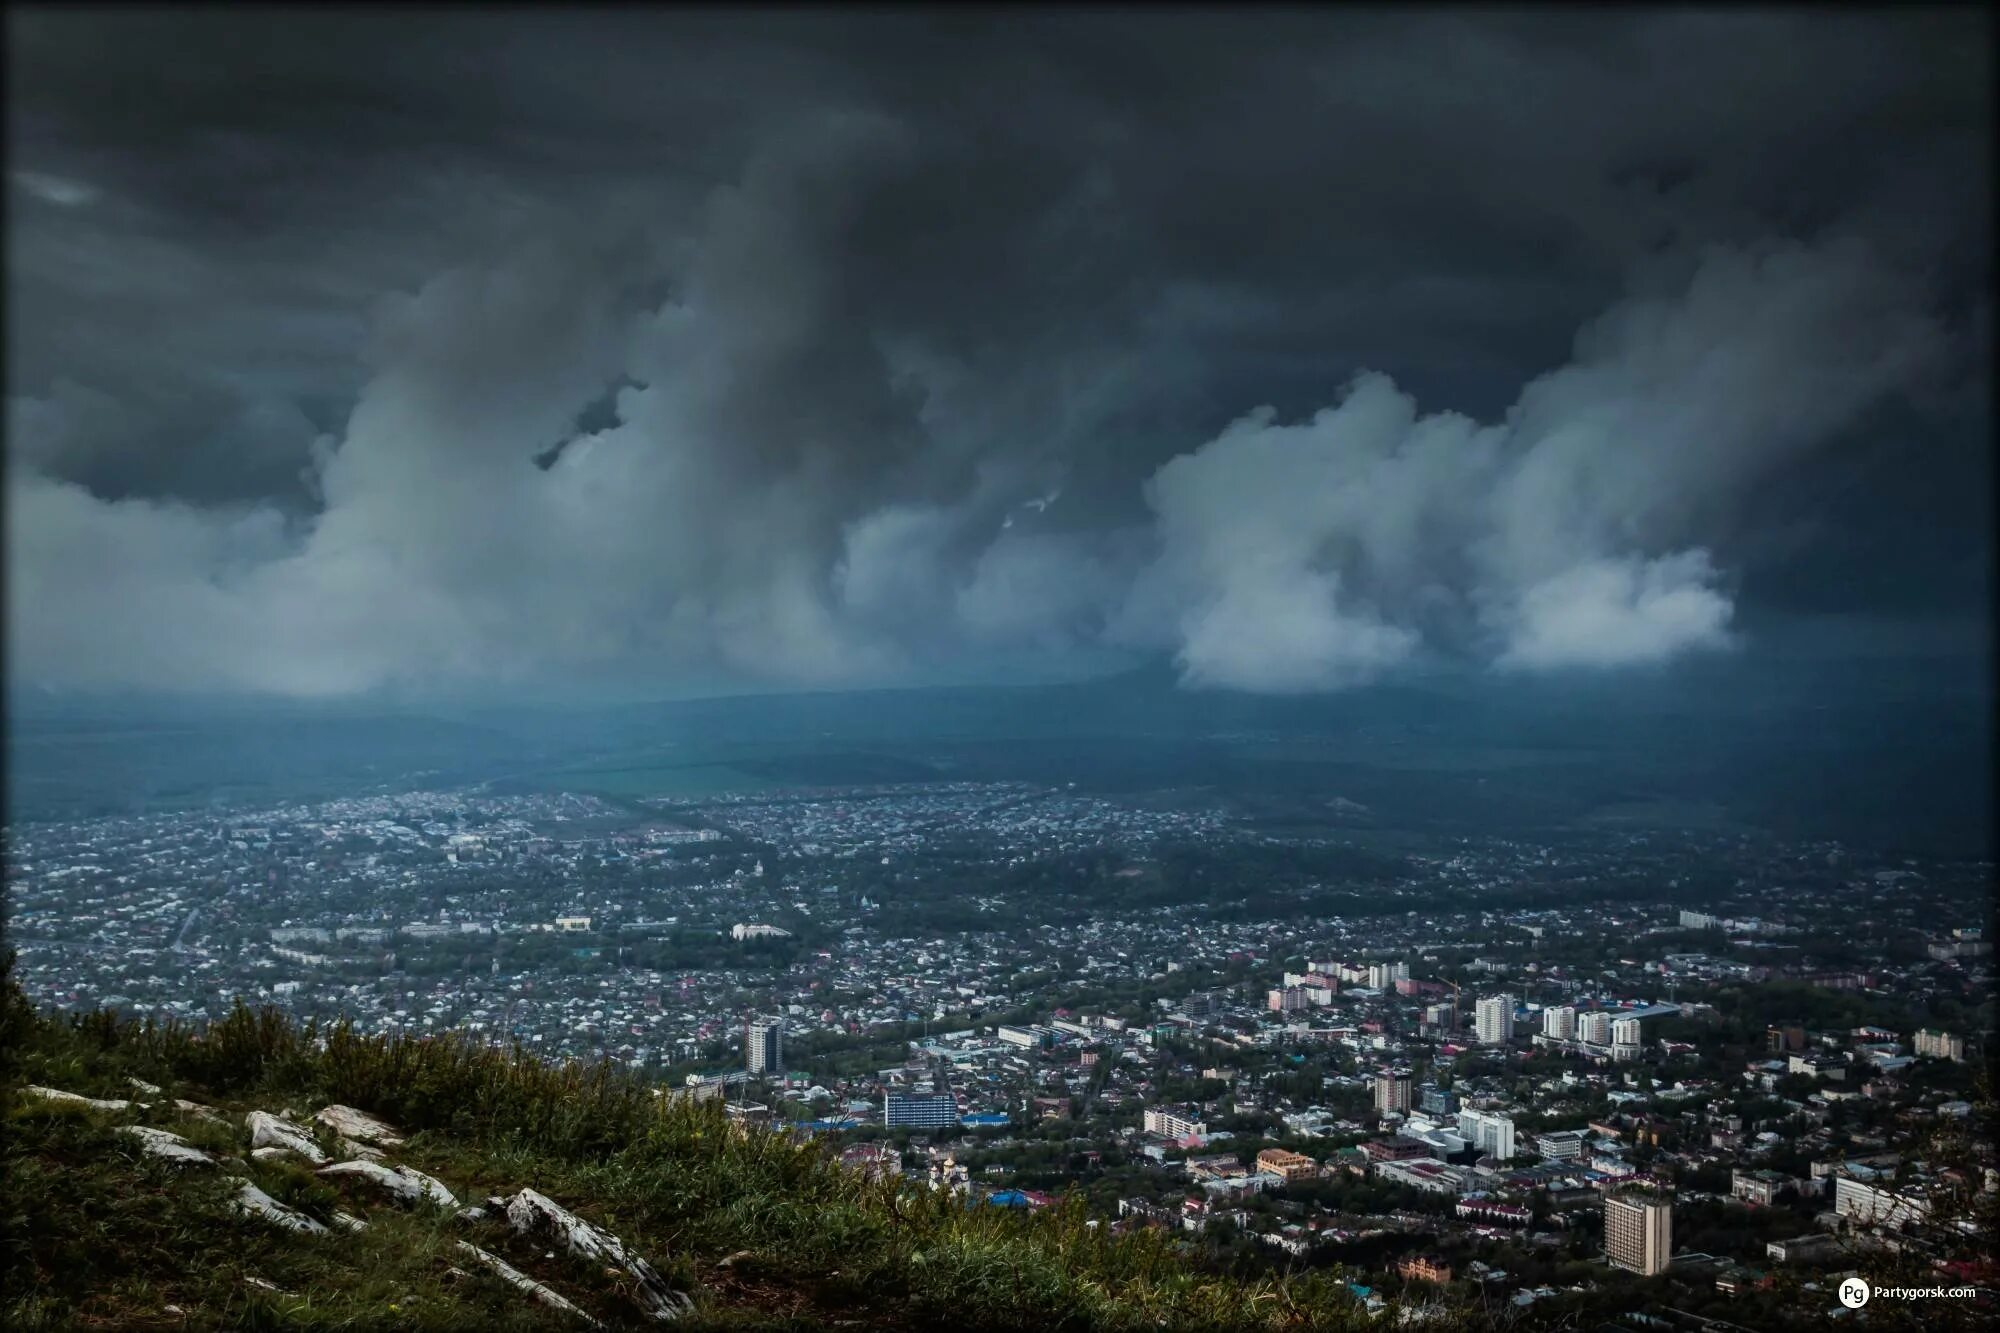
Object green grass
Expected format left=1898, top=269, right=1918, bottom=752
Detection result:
left=0, top=967, right=1415, bottom=1332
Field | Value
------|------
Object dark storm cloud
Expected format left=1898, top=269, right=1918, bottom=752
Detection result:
left=5, top=8, right=1990, bottom=696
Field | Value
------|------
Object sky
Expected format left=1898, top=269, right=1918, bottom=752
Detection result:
left=5, top=8, right=1993, bottom=702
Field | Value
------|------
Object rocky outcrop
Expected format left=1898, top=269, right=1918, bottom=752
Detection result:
left=245, top=1111, right=328, bottom=1164
left=455, top=1241, right=600, bottom=1326
left=501, top=1188, right=692, bottom=1321
left=318, top=1159, right=458, bottom=1208
left=27, top=1085, right=134, bottom=1112
left=313, top=1104, right=405, bottom=1147
left=232, top=1182, right=329, bottom=1236
left=118, top=1125, right=216, bottom=1168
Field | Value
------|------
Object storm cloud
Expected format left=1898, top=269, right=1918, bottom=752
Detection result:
left=5, top=9, right=1990, bottom=698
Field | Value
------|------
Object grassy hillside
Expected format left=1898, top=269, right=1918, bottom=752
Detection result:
left=0, top=968, right=1409, bottom=1331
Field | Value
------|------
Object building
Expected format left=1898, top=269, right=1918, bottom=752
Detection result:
left=730, top=922, right=792, bottom=941
left=1765, top=1024, right=1807, bottom=1054
left=1680, top=910, right=1721, bottom=930
left=1542, top=1005, right=1577, bottom=1041
left=1914, top=1029, right=1966, bottom=1062
left=746, top=1019, right=783, bottom=1075
left=1255, top=1148, right=1318, bottom=1183
left=1604, top=1193, right=1673, bottom=1275
left=1374, top=1070, right=1413, bottom=1115
left=997, top=1024, right=1051, bottom=1049
left=1267, top=986, right=1309, bottom=1013
left=1419, top=1085, right=1459, bottom=1117
left=1143, top=1106, right=1207, bottom=1139
left=1457, top=1108, right=1517, bottom=1161
left=553, top=916, right=592, bottom=933
left=1578, top=1011, right=1613, bottom=1046
left=1366, top=962, right=1410, bottom=990
left=1731, top=1169, right=1796, bottom=1206
left=1610, top=1016, right=1644, bottom=1049
left=1833, top=1175, right=1931, bottom=1229
left=1475, top=995, right=1515, bottom=1045
left=1536, top=1129, right=1587, bottom=1161
left=1398, top=1256, right=1452, bottom=1284
left=884, top=1092, right=960, bottom=1129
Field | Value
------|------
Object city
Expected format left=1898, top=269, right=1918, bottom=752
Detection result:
left=7, top=778, right=1991, bottom=1325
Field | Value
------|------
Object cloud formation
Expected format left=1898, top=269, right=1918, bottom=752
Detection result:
left=5, top=11, right=1989, bottom=698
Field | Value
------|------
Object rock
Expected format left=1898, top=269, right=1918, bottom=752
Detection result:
left=243, top=1275, right=294, bottom=1295
left=118, top=1125, right=215, bottom=1168
left=455, top=1241, right=599, bottom=1326
left=174, top=1099, right=226, bottom=1123
left=232, top=1182, right=329, bottom=1236
left=313, top=1104, right=406, bottom=1147
left=454, top=1206, right=490, bottom=1224
left=338, top=1137, right=387, bottom=1161
left=714, top=1250, right=756, bottom=1270
left=251, top=1146, right=304, bottom=1163
left=127, top=1077, right=164, bottom=1096
left=245, top=1111, right=328, bottom=1164
left=333, top=1210, right=369, bottom=1232
left=318, top=1159, right=458, bottom=1208
left=502, top=1188, right=692, bottom=1321
left=27, top=1085, right=134, bottom=1112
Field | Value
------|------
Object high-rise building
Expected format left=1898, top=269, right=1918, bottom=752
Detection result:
left=1456, top=1108, right=1517, bottom=1161
left=746, top=1019, right=783, bottom=1075
left=1577, top=1011, right=1613, bottom=1046
left=1915, top=1029, right=1966, bottom=1062
left=1604, top=1193, right=1673, bottom=1275
left=1418, top=1086, right=1459, bottom=1117
left=1542, top=1005, right=1577, bottom=1040
left=1374, top=1070, right=1414, bottom=1115
left=1610, top=1016, right=1644, bottom=1048
left=1475, top=995, right=1515, bottom=1045
left=884, top=1092, right=960, bottom=1129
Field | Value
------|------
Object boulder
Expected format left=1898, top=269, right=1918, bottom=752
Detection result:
left=318, top=1159, right=458, bottom=1208
left=455, top=1241, right=599, bottom=1325
left=28, top=1085, right=134, bottom=1112
left=246, top=1111, right=328, bottom=1164
left=502, top=1188, right=692, bottom=1321
left=232, top=1182, right=329, bottom=1236
left=313, top=1104, right=405, bottom=1147
left=118, top=1125, right=215, bottom=1168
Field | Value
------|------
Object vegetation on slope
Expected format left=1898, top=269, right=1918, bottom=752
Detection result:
left=0, top=960, right=1405, bottom=1331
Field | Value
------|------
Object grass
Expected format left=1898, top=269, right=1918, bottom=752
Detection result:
left=0, top=966, right=1414, bottom=1332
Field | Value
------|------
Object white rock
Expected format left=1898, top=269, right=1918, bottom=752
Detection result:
left=314, top=1104, right=405, bottom=1146
left=127, top=1077, right=164, bottom=1096
left=318, top=1159, right=458, bottom=1208
left=333, top=1210, right=369, bottom=1233
left=27, top=1085, right=133, bottom=1112
left=503, top=1188, right=691, bottom=1321
left=118, top=1125, right=215, bottom=1168
left=174, top=1099, right=226, bottom=1123
left=246, top=1111, right=327, bottom=1164
left=232, top=1182, right=329, bottom=1236
left=337, top=1137, right=386, bottom=1161
left=455, top=1241, right=599, bottom=1325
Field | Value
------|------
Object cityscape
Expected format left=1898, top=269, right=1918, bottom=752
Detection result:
left=7, top=776, right=1991, bottom=1323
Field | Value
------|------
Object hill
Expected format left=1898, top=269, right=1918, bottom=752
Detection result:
left=0, top=968, right=1407, bottom=1332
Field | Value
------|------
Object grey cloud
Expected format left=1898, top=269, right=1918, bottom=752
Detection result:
left=4, top=10, right=1988, bottom=698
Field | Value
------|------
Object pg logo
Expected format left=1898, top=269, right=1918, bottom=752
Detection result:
left=1838, top=1276, right=1871, bottom=1309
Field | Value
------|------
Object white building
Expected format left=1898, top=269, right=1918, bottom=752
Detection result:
left=746, top=1019, right=783, bottom=1075
left=1578, top=1011, right=1613, bottom=1046
left=1475, top=995, right=1515, bottom=1045
left=1914, top=1029, right=1966, bottom=1062
left=1143, top=1106, right=1207, bottom=1139
left=1457, top=1107, right=1517, bottom=1161
left=731, top=922, right=792, bottom=941
left=1542, top=1005, right=1577, bottom=1041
